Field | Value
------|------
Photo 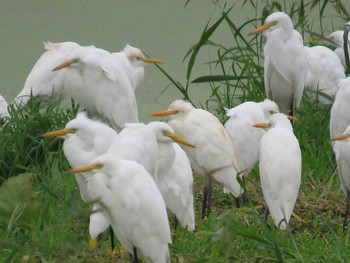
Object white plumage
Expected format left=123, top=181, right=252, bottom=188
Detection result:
left=147, top=121, right=195, bottom=231
left=327, top=30, right=350, bottom=69
left=330, top=78, right=350, bottom=153
left=304, top=45, right=345, bottom=104
left=14, top=42, right=162, bottom=131
left=152, top=99, right=242, bottom=218
left=224, top=99, right=279, bottom=179
left=331, top=126, right=350, bottom=231
left=256, top=113, right=301, bottom=230
left=250, top=12, right=307, bottom=115
left=70, top=154, right=172, bottom=263
left=0, top=95, right=10, bottom=119
left=107, top=122, right=158, bottom=178
left=332, top=126, right=350, bottom=195
left=41, top=112, right=118, bottom=245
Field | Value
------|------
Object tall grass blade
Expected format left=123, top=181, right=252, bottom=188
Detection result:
left=186, top=6, right=234, bottom=80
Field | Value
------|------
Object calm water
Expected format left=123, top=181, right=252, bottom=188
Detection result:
left=0, top=1, right=349, bottom=122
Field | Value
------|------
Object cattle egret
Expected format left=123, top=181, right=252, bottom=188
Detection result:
left=152, top=99, right=242, bottom=219
left=224, top=99, right=279, bottom=181
left=147, top=121, right=195, bottom=231
left=331, top=126, right=350, bottom=233
left=14, top=42, right=162, bottom=131
left=107, top=123, right=158, bottom=178
left=327, top=31, right=350, bottom=69
left=330, top=78, right=350, bottom=153
left=69, top=154, right=172, bottom=263
left=41, top=112, right=118, bottom=250
left=250, top=12, right=307, bottom=116
left=0, top=95, right=10, bottom=119
left=254, top=113, right=301, bottom=230
left=304, top=45, right=345, bottom=104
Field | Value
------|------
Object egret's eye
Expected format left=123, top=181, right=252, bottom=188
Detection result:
left=71, top=128, right=78, bottom=133
left=95, top=163, right=103, bottom=169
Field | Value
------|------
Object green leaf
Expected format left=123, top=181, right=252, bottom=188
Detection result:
left=0, top=173, right=39, bottom=233
left=186, top=6, right=234, bottom=80
left=191, top=75, right=248, bottom=83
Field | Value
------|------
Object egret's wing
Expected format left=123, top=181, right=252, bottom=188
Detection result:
left=107, top=124, right=158, bottom=177
left=13, top=42, right=83, bottom=106
left=290, top=31, right=307, bottom=109
left=63, top=50, right=139, bottom=130
left=0, top=95, right=10, bottom=118
left=163, top=144, right=195, bottom=230
left=191, top=111, right=237, bottom=170
left=305, top=46, right=345, bottom=100
left=224, top=102, right=266, bottom=173
left=330, top=78, right=350, bottom=140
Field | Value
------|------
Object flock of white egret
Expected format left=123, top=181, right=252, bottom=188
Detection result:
left=1, top=10, right=350, bottom=262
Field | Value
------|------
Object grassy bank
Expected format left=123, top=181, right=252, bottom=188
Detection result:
left=1, top=0, right=350, bottom=262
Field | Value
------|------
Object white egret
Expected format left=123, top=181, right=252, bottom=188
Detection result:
left=331, top=126, right=350, bottom=232
left=152, top=99, right=242, bottom=219
left=41, top=112, right=118, bottom=250
left=147, top=121, right=195, bottom=231
left=250, top=12, right=307, bottom=116
left=254, top=113, right=301, bottom=230
left=14, top=42, right=163, bottom=131
left=327, top=31, right=350, bottom=69
left=0, top=95, right=10, bottom=119
left=224, top=99, right=279, bottom=181
left=330, top=77, right=350, bottom=153
left=304, top=45, right=345, bottom=104
left=69, top=154, right=172, bottom=263
left=107, top=123, right=158, bottom=178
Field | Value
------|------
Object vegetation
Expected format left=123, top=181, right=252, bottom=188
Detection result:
left=1, top=0, right=350, bottom=262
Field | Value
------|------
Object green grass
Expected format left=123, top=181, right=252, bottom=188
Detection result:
left=1, top=0, right=350, bottom=262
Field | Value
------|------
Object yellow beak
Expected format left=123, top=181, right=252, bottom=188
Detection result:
left=162, top=130, right=195, bottom=148
left=142, top=58, right=164, bottom=64
left=41, top=128, right=77, bottom=138
left=253, top=123, right=271, bottom=129
left=287, top=115, right=298, bottom=121
left=52, top=58, right=79, bottom=71
left=249, top=21, right=277, bottom=35
left=331, top=134, right=350, bottom=141
left=68, top=164, right=100, bottom=174
left=151, top=110, right=177, bottom=117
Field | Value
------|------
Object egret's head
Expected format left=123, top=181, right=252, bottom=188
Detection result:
left=124, top=44, right=163, bottom=66
left=147, top=121, right=194, bottom=147
left=68, top=154, right=118, bottom=175
left=259, top=99, right=280, bottom=118
left=327, top=31, right=345, bottom=47
left=249, top=12, right=293, bottom=36
left=151, top=99, right=194, bottom=119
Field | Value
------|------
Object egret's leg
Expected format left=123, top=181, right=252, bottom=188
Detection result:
left=201, top=176, right=213, bottom=219
left=171, top=216, right=178, bottom=243
left=201, top=182, right=208, bottom=220
left=206, top=176, right=212, bottom=219
left=174, top=217, right=178, bottom=231
left=132, top=246, right=139, bottom=263
left=343, top=190, right=350, bottom=234
left=240, top=177, right=247, bottom=206
left=109, top=226, right=115, bottom=251
left=264, top=206, right=270, bottom=225
left=235, top=197, right=241, bottom=208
